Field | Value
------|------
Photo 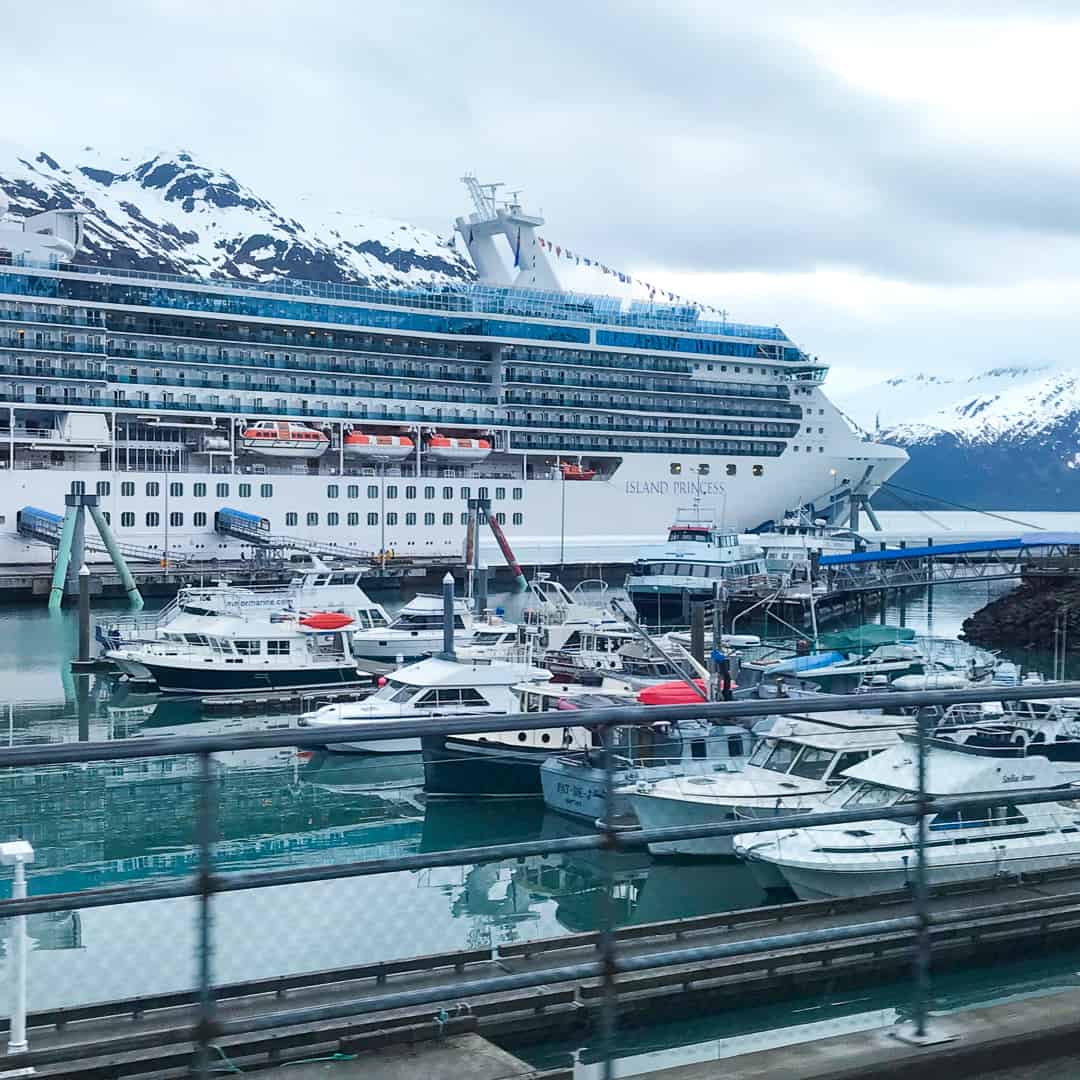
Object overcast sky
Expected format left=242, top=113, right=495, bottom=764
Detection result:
left=5, top=1, right=1080, bottom=393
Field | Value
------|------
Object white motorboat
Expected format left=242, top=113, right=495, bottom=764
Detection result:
left=541, top=717, right=754, bottom=824
left=96, top=560, right=389, bottom=654
left=298, top=656, right=552, bottom=753
left=108, top=610, right=372, bottom=694
left=627, top=712, right=912, bottom=857
left=351, top=594, right=475, bottom=662
left=735, top=738, right=1080, bottom=899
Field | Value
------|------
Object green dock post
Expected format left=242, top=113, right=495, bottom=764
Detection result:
left=48, top=505, right=78, bottom=611
left=87, top=503, right=143, bottom=610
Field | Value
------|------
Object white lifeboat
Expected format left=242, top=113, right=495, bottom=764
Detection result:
left=425, top=435, right=492, bottom=462
left=343, top=432, right=415, bottom=461
left=239, top=421, right=329, bottom=459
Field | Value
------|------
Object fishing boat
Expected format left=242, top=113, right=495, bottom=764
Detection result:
left=627, top=712, right=912, bottom=857
left=734, top=738, right=1080, bottom=899
left=238, top=420, right=330, bottom=458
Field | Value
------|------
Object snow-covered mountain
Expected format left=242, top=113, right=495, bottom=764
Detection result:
left=835, top=364, right=1080, bottom=509
left=0, top=146, right=473, bottom=286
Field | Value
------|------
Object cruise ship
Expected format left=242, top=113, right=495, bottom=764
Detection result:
left=0, top=178, right=907, bottom=566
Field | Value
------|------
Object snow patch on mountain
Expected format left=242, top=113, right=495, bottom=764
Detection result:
left=0, top=145, right=473, bottom=287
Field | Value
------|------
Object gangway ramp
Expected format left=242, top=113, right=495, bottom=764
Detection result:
left=16, top=507, right=191, bottom=567
left=213, top=507, right=369, bottom=560
left=819, top=532, right=1080, bottom=592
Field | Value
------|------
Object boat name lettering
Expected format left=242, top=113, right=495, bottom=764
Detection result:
left=625, top=480, right=724, bottom=497
left=1002, top=773, right=1035, bottom=783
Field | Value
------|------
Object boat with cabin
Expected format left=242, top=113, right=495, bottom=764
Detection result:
left=238, top=421, right=330, bottom=458
left=350, top=593, right=476, bottom=662
left=734, top=737, right=1080, bottom=899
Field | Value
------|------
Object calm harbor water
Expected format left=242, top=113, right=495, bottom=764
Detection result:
left=0, top=577, right=1075, bottom=1047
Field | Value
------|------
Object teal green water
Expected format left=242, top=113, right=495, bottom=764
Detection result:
left=0, top=581, right=1075, bottom=1052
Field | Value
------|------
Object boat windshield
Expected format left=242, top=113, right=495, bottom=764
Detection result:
left=472, top=631, right=510, bottom=645
left=842, top=782, right=902, bottom=809
left=750, top=739, right=802, bottom=773
left=373, top=679, right=418, bottom=704
left=391, top=613, right=467, bottom=630
left=788, top=746, right=834, bottom=781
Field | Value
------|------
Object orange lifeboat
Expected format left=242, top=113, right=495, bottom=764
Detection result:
left=425, top=434, right=492, bottom=462
left=559, top=462, right=597, bottom=481
left=343, top=432, right=415, bottom=461
left=239, top=421, right=329, bottom=459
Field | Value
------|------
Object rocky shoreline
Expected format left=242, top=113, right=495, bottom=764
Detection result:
left=961, top=577, right=1080, bottom=652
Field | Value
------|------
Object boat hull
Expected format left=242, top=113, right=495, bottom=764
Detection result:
left=136, top=661, right=371, bottom=695
left=422, top=735, right=552, bottom=798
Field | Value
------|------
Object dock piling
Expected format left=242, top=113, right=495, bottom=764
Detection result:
left=77, top=564, right=90, bottom=663
left=690, top=603, right=705, bottom=665
left=442, top=572, right=456, bottom=660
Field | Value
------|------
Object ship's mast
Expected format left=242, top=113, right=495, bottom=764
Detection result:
left=455, top=174, right=561, bottom=291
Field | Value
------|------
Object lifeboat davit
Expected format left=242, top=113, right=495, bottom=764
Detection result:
left=343, top=432, right=414, bottom=460
left=239, top=421, right=329, bottom=459
left=559, top=462, right=597, bottom=481
left=636, top=679, right=708, bottom=705
left=299, top=612, right=355, bottom=631
left=425, top=435, right=492, bottom=462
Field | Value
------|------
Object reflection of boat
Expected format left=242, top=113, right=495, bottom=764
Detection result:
left=239, top=420, right=330, bottom=458
left=420, top=798, right=546, bottom=853
left=736, top=738, right=1080, bottom=900
left=297, top=750, right=426, bottom=799
left=423, top=434, right=492, bottom=462
left=343, top=431, right=415, bottom=459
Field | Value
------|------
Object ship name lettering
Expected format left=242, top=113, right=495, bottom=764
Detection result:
left=625, top=480, right=723, bottom=496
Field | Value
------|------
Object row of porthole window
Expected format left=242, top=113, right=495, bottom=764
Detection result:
left=327, top=484, right=524, bottom=501
left=115, top=511, right=523, bottom=529
left=670, top=462, right=766, bottom=477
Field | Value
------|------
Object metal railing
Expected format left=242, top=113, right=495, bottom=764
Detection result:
left=3, top=680, right=1080, bottom=1076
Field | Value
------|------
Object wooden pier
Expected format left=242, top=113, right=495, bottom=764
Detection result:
left=10, top=869, right=1080, bottom=1076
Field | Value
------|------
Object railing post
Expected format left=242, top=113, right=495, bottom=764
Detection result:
left=913, top=704, right=930, bottom=1037
left=193, top=751, right=218, bottom=1078
left=1, top=840, right=34, bottom=1066
left=599, top=721, right=618, bottom=1080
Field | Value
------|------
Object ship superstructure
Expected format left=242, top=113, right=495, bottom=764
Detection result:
left=0, top=179, right=907, bottom=565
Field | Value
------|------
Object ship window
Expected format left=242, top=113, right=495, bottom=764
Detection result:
left=307, top=512, right=319, bottom=526
left=697, top=465, right=709, bottom=476
left=194, top=512, right=207, bottom=527
left=460, top=512, right=469, bottom=525
left=96, top=481, right=110, bottom=496
left=286, top=512, right=298, bottom=527
left=368, top=513, right=379, bottom=526
left=670, top=463, right=681, bottom=475
left=169, top=512, right=183, bottom=527
left=234, top=640, right=260, bottom=656
left=121, top=482, right=135, bottom=497
left=788, top=747, right=833, bottom=780
left=146, top=482, right=160, bottom=497
left=691, top=740, right=707, bottom=759
left=121, top=512, right=135, bottom=528
left=495, top=487, right=506, bottom=500
left=495, top=512, right=506, bottom=524
left=327, top=512, right=339, bottom=526
left=478, top=487, right=489, bottom=500
left=425, top=512, right=436, bottom=525
left=425, top=486, right=436, bottom=499
left=267, top=640, right=290, bottom=656
left=368, top=485, right=378, bottom=499
left=461, top=487, right=470, bottom=499
left=753, top=465, right=765, bottom=477
left=239, top=483, right=251, bottom=498
left=194, top=483, right=206, bottom=497
left=386, top=485, right=397, bottom=500
left=513, top=487, right=523, bottom=500
left=146, top=512, right=160, bottom=527
left=406, top=512, right=416, bottom=526
left=761, top=740, right=800, bottom=773
left=443, top=512, right=453, bottom=526
left=513, top=512, right=523, bottom=526
left=347, top=512, right=359, bottom=526
left=261, top=483, right=273, bottom=497
left=726, top=464, right=736, bottom=476
left=347, top=485, right=359, bottom=499
left=386, top=512, right=398, bottom=525
left=217, top=483, right=229, bottom=497
left=406, top=486, right=416, bottom=500
left=70, top=480, right=86, bottom=495
left=819, top=446, right=825, bottom=453
left=327, top=484, right=339, bottom=499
